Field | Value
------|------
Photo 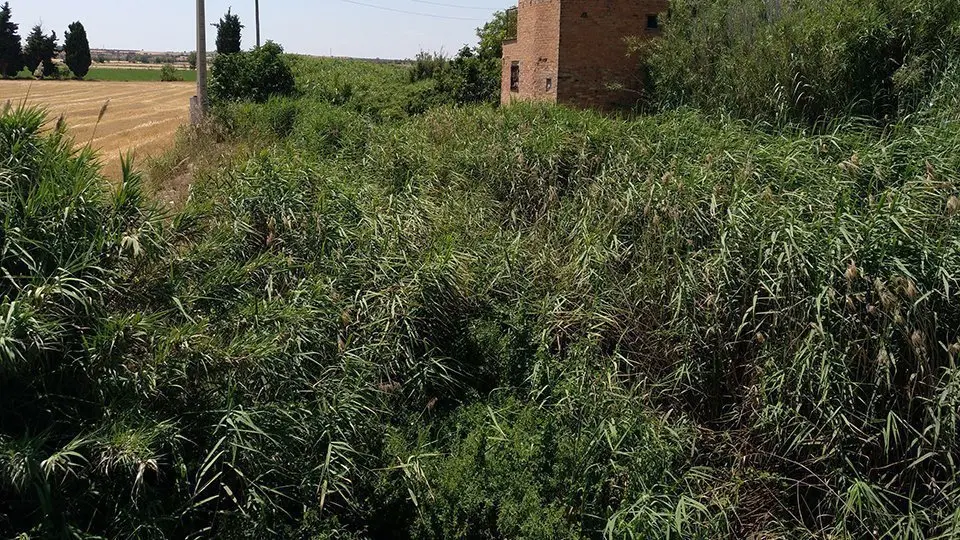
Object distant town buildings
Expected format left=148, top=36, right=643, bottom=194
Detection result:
left=502, top=0, right=668, bottom=109
left=87, top=49, right=191, bottom=65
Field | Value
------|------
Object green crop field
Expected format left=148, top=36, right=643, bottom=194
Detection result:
left=10, top=67, right=197, bottom=82
left=86, top=67, right=197, bottom=82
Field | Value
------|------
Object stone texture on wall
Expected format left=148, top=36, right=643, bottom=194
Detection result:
left=501, top=0, right=669, bottom=110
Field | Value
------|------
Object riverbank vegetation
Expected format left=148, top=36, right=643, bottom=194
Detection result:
left=2, top=1, right=960, bottom=537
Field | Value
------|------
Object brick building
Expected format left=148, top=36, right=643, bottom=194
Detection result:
left=501, top=0, right=668, bottom=109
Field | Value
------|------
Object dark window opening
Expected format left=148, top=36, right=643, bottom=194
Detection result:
left=510, top=62, right=520, bottom=92
left=546, top=78, right=553, bottom=91
left=647, top=14, right=659, bottom=29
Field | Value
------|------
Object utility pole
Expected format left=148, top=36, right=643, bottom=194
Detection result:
left=255, top=0, right=261, bottom=47
left=192, top=0, right=208, bottom=123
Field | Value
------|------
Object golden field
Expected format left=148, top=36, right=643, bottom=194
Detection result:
left=0, top=81, right=195, bottom=178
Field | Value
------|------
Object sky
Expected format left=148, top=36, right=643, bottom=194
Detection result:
left=10, top=0, right=511, bottom=59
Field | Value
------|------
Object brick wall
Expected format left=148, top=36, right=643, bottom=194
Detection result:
left=501, top=0, right=668, bottom=110
left=500, top=0, right=561, bottom=106
left=558, top=0, right=668, bottom=109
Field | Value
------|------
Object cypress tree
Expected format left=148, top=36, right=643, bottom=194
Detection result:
left=214, top=8, right=243, bottom=55
left=0, top=2, right=23, bottom=78
left=24, top=25, right=57, bottom=77
left=64, top=21, right=91, bottom=79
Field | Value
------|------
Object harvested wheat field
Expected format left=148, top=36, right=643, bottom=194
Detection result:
left=0, top=81, right=195, bottom=179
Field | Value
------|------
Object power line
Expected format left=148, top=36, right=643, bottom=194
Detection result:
left=410, top=0, right=495, bottom=10
left=339, top=0, right=485, bottom=21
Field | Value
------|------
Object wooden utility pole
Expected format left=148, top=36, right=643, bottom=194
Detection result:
left=192, top=0, right=208, bottom=123
left=255, top=0, right=261, bottom=47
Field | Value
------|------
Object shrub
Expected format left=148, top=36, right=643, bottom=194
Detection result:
left=409, top=47, right=500, bottom=106
left=159, top=63, right=181, bottom=82
left=642, top=0, right=960, bottom=125
left=209, top=41, right=295, bottom=103
left=409, top=51, right=447, bottom=83
left=445, top=46, right=500, bottom=105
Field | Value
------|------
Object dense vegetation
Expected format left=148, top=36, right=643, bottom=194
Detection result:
left=3, top=1, right=960, bottom=538
left=22, top=24, right=57, bottom=77
left=209, top=42, right=295, bottom=104
left=214, top=8, right=243, bottom=56
left=0, top=1, right=94, bottom=80
left=641, top=0, right=960, bottom=125
left=0, top=2, right=22, bottom=77
left=63, top=21, right=91, bottom=79
left=406, top=9, right=510, bottom=107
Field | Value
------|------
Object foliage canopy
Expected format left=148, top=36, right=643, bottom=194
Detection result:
left=22, top=24, right=56, bottom=77
left=210, top=41, right=295, bottom=103
left=0, top=2, right=22, bottom=78
left=63, top=21, right=91, bottom=79
left=214, top=7, right=243, bottom=55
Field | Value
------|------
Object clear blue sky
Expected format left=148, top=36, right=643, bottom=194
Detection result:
left=11, top=0, right=511, bottom=58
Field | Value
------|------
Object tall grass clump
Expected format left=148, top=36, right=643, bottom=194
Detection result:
left=0, top=103, right=168, bottom=537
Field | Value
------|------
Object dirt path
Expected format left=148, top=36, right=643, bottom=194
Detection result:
left=0, top=80, right=195, bottom=179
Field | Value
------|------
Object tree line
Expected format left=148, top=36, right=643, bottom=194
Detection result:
left=0, top=1, right=91, bottom=79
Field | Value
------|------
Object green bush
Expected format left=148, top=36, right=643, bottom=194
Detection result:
left=643, top=0, right=960, bottom=124
left=409, top=51, right=447, bottom=83
left=159, top=63, right=181, bottom=82
left=409, top=47, right=500, bottom=106
left=209, top=41, right=296, bottom=103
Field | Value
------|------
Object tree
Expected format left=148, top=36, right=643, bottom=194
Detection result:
left=188, top=50, right=197, bottom=70
left=213, top=8, right=243, bottom=55
left=0, top=2, right=23, bottom=77
left=447, top=46, right=500, bottom=105
left=23, top=24, right=57, bottom=77
left=64, top=21, right=91, bottom=79
left=476, top=9, right=511, bottom=61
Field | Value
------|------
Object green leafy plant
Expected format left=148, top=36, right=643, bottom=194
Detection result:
left=640, top=0, right=960, bottom=125
left=209, top=41, right=295, bottom=103
left=159, top=63, right=181, bottom=82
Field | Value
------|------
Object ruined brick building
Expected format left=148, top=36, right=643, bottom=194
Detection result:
left=501, top=0, right=669, bottom=109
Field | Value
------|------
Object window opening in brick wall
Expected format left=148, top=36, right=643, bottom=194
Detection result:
left=510, top=62, right=520, bottom=92
left=546, top=78, right=552, bottom=91
left=647, top=14, right=659, bottom=29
